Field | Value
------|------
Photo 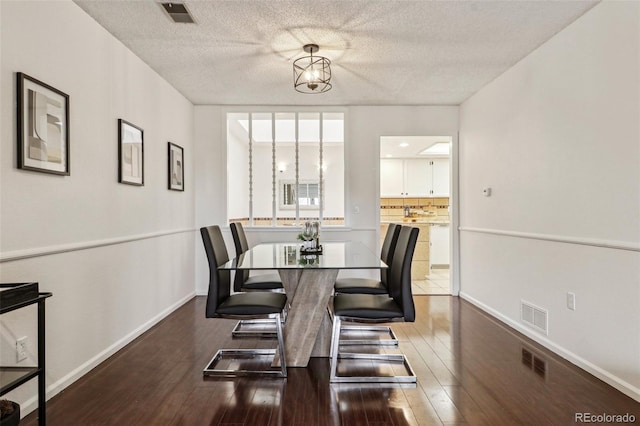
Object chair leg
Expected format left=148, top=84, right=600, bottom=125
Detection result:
left=329, top=316, right=416, bottom=384
left=232, top=318, right=277, bottom=338
left=329, top=315, right=341, bottom=381
left=232, top=304, right=288, bottom=338
left=275, top=312, right=287, bottom=378
left=204, top=314, right=287, bottom=378
left=328, top=306, right=398, bottom=346
left=339, top=324, right=399, bottom=347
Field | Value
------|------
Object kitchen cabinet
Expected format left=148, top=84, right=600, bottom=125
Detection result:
left=430, top=158, right=450, bottom=197
left=429, top=223, right=450, bottom=268
left=404, top=159, right=432, bottom=196
left=380, top=159, right=406, bottom=197
left=380, top=158, right=449, bottom=197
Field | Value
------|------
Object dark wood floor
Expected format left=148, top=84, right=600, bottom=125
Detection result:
left=24, top=296, right=639, bottom=425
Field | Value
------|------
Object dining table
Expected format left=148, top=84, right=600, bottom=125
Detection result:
left=219, top=241, right=386, bottom=367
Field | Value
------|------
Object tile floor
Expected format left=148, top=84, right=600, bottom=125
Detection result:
left=412, top=267, right=450, bottom=295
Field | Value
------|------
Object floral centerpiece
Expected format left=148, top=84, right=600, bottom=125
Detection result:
left=298, top=221, right=321, bottom=252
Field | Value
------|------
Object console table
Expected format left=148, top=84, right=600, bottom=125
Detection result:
left=0, top=283, right=52, bottom=426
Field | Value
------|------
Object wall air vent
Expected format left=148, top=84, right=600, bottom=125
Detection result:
left=521, top=300, right=548, bottom=335
left=160, top=2, right=195, bottom=24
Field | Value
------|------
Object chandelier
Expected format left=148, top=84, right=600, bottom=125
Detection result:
left=293, top=44, right=332, bottom=94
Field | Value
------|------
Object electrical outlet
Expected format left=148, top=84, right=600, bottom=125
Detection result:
left=16, top=336, right=28, bottom=362
left=567, top=292, right=576, bottom=311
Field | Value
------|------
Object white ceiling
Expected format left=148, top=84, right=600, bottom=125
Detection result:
left=74, top=0, right=598, bottom=106
left=380, top=136, right=452, bottom=158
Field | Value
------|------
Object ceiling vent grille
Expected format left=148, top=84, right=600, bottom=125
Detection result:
left=521, top=300, right=548, bottom=335
left=160, top=3, right=195, bottom=24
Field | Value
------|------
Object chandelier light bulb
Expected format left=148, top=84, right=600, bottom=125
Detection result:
left=304, top=70, right=314, bottom=82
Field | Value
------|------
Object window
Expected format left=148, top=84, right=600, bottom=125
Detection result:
left=296, top=182, right=320, bottom=207
left=280, top=180, right=322, bottom=209
left=227, top=111, right=345, bottom=227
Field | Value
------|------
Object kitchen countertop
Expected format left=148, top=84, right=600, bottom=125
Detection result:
left=381, top=219, right=450, bottom=225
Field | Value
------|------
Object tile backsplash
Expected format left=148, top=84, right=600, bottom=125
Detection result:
left=380, top=197, right=449, bottom=222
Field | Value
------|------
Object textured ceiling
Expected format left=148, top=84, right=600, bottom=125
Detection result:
left=74, top=0, right=598, bottom=106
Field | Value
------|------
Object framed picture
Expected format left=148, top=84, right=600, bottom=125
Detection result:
left=168, top=142, right=184, bottom=191
left=17, top=72, right=70, bottom=175
left=118, top=119, right=144, bottom=186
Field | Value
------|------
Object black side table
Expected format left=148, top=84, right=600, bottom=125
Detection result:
left=0, top=283, right=52, bottom=426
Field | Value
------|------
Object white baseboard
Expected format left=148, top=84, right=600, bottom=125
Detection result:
left=459, top=291, right=640, bottom=403
left=19, top=292, right=195, bottom=419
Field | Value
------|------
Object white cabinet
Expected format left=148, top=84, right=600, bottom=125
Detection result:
left=380, top=158, right=449, bottom=197
left=380, top=159, right=405, bottom=197
left=380, top=159, right=431, bottom=197
left=430, top=158, right=450, bottom=197
left=429, top=223, right=450, bottom=267
left=404, top=159, right=432, bottom=196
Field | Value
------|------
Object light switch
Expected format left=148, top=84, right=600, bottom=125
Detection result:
left=483, top=187, right=492, bottom=197
left=567, top=292, right=576, bottom=311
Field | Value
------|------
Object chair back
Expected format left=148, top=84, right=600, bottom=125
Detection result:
left=380, top=223, right=401, bottom=287
left=230, top=222, right=249, bottom=255
left=230, top=222, right=251, bottom=291
left=387, top=226, right=419, bottom=322
left=200, top=225, right=232, bottom=317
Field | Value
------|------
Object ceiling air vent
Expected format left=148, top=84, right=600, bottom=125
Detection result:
left=160, top=3, right=195, bottom=24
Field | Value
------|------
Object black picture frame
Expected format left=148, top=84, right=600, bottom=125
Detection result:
left=118, top=119, right=144, bottom=186
left=168, top=142, right=184, bottom=191
left=17, top=72, right=70, bottom=175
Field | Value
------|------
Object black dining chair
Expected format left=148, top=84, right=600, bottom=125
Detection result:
left=230, top=222, right=285, bottom=337
left=230, top=222, right=284, bottom=293
left=201, top=225, right=287, bottom=378
left=335, top=223, right=400, bottom=294
left=329, top=225, right=419, bottom=383
left=334, top=223, right=401, bottom=346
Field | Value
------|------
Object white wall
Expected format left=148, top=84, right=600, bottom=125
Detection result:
left=0, top=1, right=195, bottom=416
left=459, top=1, right=640, bottom=401
left=194, top=106, right=225, bottom=291
left=226, top=121, right=250, bottom=220
left=194, top=105, right=459, bottom=294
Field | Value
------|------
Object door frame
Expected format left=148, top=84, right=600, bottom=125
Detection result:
left=377, top=135, right=460, bottom=296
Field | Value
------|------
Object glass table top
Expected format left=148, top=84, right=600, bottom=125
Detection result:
left=219, top=241, right=386, bottom=270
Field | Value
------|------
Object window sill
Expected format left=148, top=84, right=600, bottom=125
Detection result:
left=232, top=226, right=352, bottom=232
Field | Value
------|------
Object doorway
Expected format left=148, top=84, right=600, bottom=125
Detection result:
left=379, top=136, right=453, bottom=295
